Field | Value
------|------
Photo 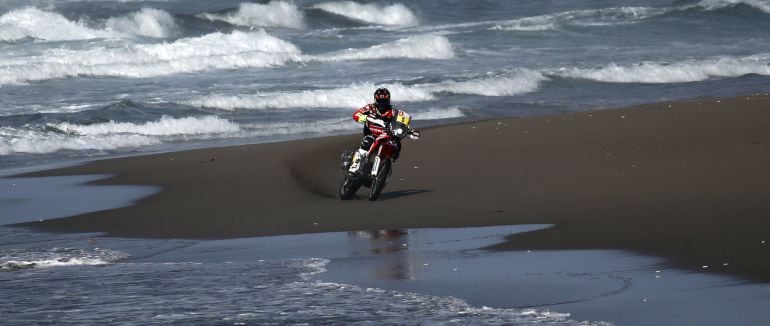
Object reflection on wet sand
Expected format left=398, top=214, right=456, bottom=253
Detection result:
left=349, top=229, right=415, bottom=280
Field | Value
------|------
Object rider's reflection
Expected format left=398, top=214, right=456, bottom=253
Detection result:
left=348, top=229, right=416, bottom=281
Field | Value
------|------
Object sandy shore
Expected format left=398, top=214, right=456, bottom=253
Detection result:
left=15, top=95, right=770, bottom=282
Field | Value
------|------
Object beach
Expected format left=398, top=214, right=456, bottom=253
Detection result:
left=14, top=94, right=770, bottom=283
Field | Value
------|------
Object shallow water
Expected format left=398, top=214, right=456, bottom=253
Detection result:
left=1, top=224, right=769, bottom=325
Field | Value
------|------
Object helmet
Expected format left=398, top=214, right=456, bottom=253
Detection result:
left=373, top=88, right=391, bottom=114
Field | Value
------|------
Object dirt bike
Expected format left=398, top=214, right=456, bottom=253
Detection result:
left=339, top=119, right=419, bottom=201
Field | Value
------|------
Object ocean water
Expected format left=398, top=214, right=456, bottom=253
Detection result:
left=1, top=0, right=770, bottom=170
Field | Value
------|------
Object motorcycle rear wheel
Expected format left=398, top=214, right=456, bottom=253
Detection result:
left=339, top=174, right=360, bottom=200
left=368, top=160, right=391, bottom=201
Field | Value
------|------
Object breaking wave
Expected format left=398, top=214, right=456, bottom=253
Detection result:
left=0, top=128, right=160, bottom=155
left=105, top=8, right=178, bottom=38
left=431, top=71, right=548, bottom=96
left=490, top=6, right=669, bottom=31
left=0, top=116, right=239, bottom=155
left=558, top=54, right=770, bottom=83
left=311, top=35, right=453, bottom=61
left=1, top=247, right=128, bottom=271
left=50, top=115, right=240, bottom=136
left=489, top=0, right=770, bottom=32
left=694, top=0, right=770, bottom=13
left=185, top=71, right=546, bottom=110
left=0, top=32, right=452, bottom=85
left=184, top=83, right=435, bottom=110
left=0, top=7, right=177, bottom=42
left=413, top=107, right=465, bottom=120
left=0, top=7, right=117, bottom=41
left=0, top=30, right=301, bottom=85
left=197, top=1, right=304, bottom=29
left=313, top=1, right=418, bottom=27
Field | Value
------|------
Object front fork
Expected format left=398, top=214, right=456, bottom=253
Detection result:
left=370, top=156, right=382, bottom=177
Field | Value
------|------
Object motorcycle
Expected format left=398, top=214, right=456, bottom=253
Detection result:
left=339, top=118, right=419, bottom=201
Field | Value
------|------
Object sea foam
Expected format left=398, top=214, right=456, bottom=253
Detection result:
left=105, top=8, right=178, bottom=38
left=0, top=31, right=452, bottom=85
left=311, top=35, right=454, bottom=61
left=197, top=1, right=304, bottom=29
left=0, top=7, right=117, bottom=41
left=184, top=83, right=435, bottom=110
left=0, top=7, right=178, bottom=41
left=0, top=116, right=239, bottom=155
left=694, top=0, right=770, bottom=13
left=0, top=30, right=301, bottom=85
left=558, top=54, right=770, bottom=83
left=490, top=6, right=669, bottom=31
left=430, top=71, right=547, bottom=96
left=185, top=71, right=546, bottom=110
left=50, top=115, right=240, bottom=136
left=0, top=247, right=128, bottom=271
left=313, top=1, right=418, bottom=27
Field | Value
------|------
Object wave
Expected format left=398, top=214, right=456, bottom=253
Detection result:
left=0, top=7, right=117, bottom=42
left=412, top=107, right=465, bottom=120
left=310, top=35, right=454, bottom=61
left=490, top=6, right=669, bottom=31
left=312, top=1, right=418, bottom=27
left=50, top=115, right=240, bottom=136
left=185, top=71, right=546, bottom=110
left=0, top=116, right=239, bottom=155
left=694, top=0, right=770, bottom=13
left=0, top=7, right=178, bottom=42
left=0, top=31, right=452, bottom=85
left=557, top=54, right=770, bottom=83
left=197, top=1, right=304, bottom=29
left=0, top=30, right=301, bottom=85
left=105, top=8, right=178, bottom=38
left=1, top=247, right=128, bottom=271
left=184, top=83, right=435, bottom=110
left=429, top=71, right=547, bottom=96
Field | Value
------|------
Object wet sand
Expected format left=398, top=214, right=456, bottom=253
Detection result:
left=14, top=94, right=770, bottom=282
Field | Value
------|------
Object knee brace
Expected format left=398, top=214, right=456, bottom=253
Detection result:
left=360, top=135, right=375, bottom=151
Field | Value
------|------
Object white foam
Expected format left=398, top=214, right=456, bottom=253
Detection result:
left=490, top=6, right=669, bottom=31
left=0, top=30, right=301, bottom=85
left=186, top=71, right=545, bottom=111
left=239, top=109, right=462, bottom=138
left=105, top=8, right=178, bottom=38
left=412, top=107, right=465, bottom=120
left=0, top=247, right=129, bottom=270
left=50, top=115, right=240, bottom=136
left=694, top=0, right=770, bottom=13
left=311, top=35, right=454, bottom=61
left=429, top=71, right=547, bottom=96
left=0, top=31, right=453, bottom=85
left=184, top=83, right=435, bottom=110
left=0, top=116, right=239, bottom=155
left=313, top=1, right=418, bottom=27
left=558, top=54, right=770, bottom=83
left=0, top=7, right=179, bottom=41
left=0, top=128, right=160, bottom=155
left=0, top=7, right=117, bottom=41
left=244, top=118, right=358, bottom=137
left=197, top=1, right=304, bottom=29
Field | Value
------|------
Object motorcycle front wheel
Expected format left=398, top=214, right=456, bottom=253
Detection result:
left=368, top=160, right=391, bottom=201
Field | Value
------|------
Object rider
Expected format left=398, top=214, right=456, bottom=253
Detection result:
left=348, top=87, right=417, bottom=173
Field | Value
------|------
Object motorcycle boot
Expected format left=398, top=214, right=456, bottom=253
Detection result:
left=348, top=148, right=368, bottom=173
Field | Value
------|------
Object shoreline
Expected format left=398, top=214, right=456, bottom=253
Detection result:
left=11, top=94, right=770, bottom=282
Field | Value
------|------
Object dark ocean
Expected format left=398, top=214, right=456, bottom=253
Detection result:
left=2, top=1, right=770, bottom=324
left=1, top=0, right=770, bottom=170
